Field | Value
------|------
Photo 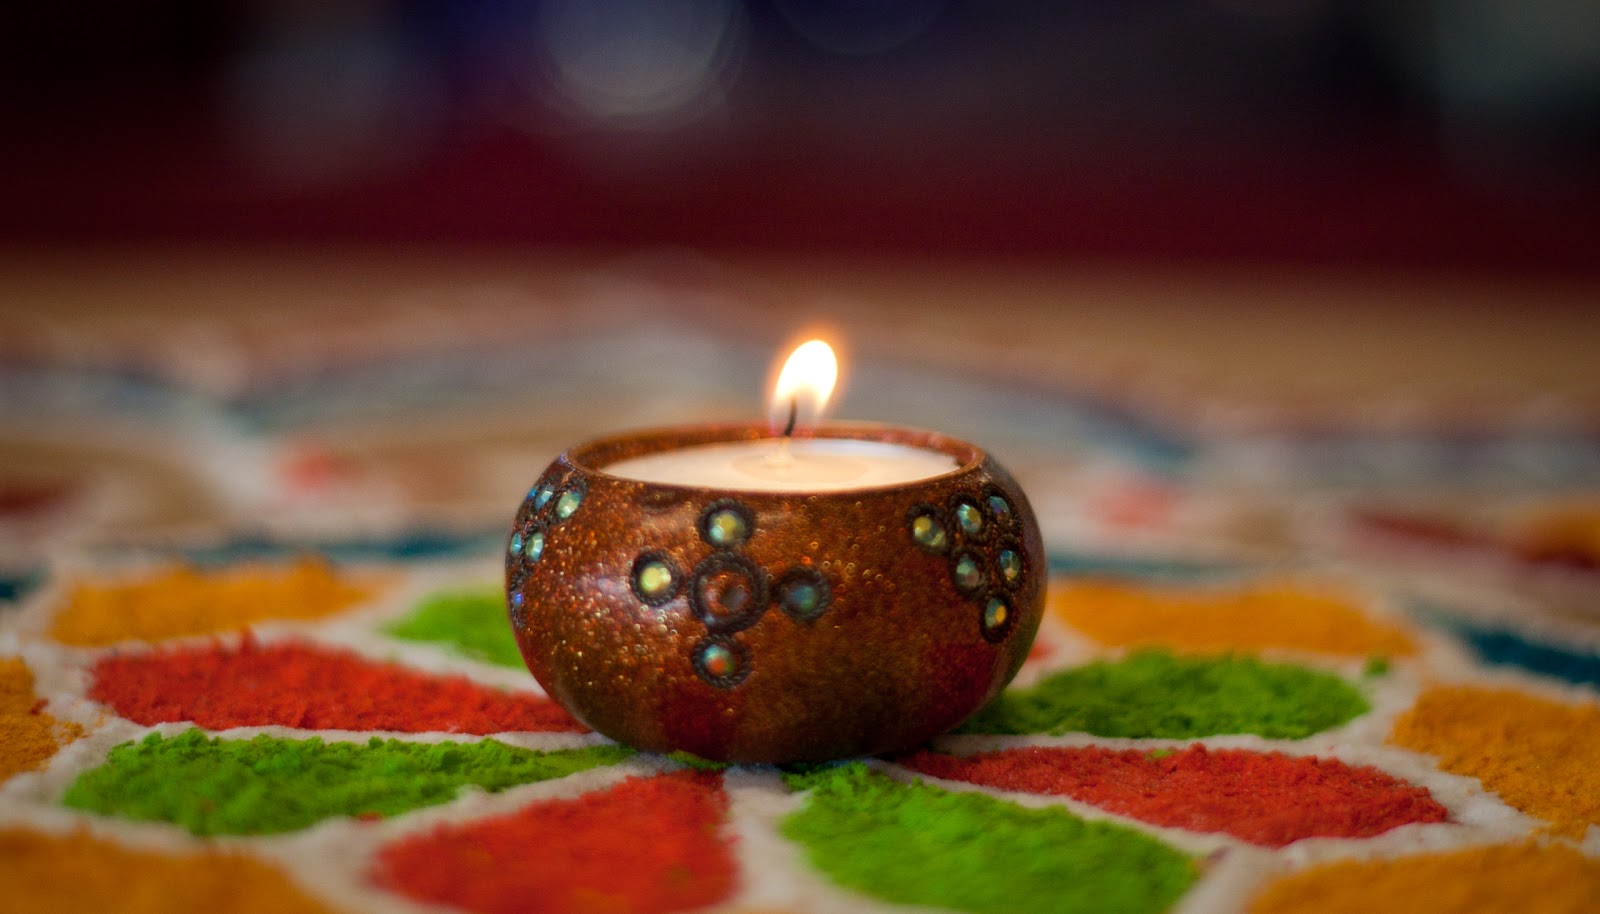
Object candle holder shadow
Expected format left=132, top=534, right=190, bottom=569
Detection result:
left=506, top=422, right=1045, bottom=763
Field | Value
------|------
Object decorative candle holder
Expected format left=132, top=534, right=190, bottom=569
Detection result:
left=506, top=422, right=1044, bottom=763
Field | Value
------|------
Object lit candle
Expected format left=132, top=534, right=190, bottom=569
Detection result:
left=601, top=340, right=958, bottom=491
left=506, top=334, right=1044, bottom=763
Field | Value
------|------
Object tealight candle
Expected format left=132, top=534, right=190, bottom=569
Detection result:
left=601, top=438, right=958, bottom=492
left=507, top=339, right=1044, bottom=763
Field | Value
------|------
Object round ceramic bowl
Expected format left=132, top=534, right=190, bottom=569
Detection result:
left=505, top=422, right=1044, bottom=763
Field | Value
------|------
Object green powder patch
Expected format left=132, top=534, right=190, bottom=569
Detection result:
left=781, top=763, right=1196, bottom=914
left=62, top=729, right=631, bottom=836
left=386, top=588, right=525, bottom=668
left=960, top=650, right=1369, bottom=739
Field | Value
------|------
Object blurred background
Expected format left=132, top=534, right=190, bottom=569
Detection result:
left=3, top=0, right=1598, bottom=271
left=1, top=1, right=1599, bottom=622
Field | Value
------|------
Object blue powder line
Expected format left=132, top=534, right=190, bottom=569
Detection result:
left=1047, top=552, right=1245, bottom=582
left=169, top=529, right=503, bottom=567
left=1454, top=624, right=1600, bottom=689
left=0, top=567, right=45, bottom=605
left=1412, top=601, right=1600, bottom=689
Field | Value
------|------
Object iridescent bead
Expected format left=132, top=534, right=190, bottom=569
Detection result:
left=508, top=591, right=525, bottom=627
left=954, top=500, right=984, bottom=538
left=987, top=493, right=1013, bottom=525
left=635, top=560, right=674, bottom=601
left=952, top=551, right=985, bottom=593
left=523, top=531, right=545, bottom=563
left=555, top=488, right=583, bottom=520
left=997, top=549, right=1022, bottom=585
left=910, top=513, right=949, bottom=552
left=784, top=582, right=818, bottom=614
left=702, top=506, right=749, bottom=548
left=776, top=569, right=829, bottom=622
left=693, top=638, right=747, bottom=687
left=508, top=532, right=523, bottom=557
left=983, top=596, right=1010, bottom=633
left=700, top=643, right=735, bottom=678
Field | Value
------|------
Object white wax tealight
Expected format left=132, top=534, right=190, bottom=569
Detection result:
left=600, top=438, right=959, bottom=493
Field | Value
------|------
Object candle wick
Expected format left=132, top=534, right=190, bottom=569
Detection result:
left=782, top=397, right=798, bottom=438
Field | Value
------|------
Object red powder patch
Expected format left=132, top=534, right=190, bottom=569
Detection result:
left=901, top=745, right=1448, bottom=847
left=90, top=636, right=583, bottom=734
left=372, top=771, right=736, bottom=914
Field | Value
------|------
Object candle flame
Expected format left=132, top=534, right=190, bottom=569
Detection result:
left=769, top=339, right=838, bottom=435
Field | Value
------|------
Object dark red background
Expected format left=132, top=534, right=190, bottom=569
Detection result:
left=4, top=2, right=1597, bottom=274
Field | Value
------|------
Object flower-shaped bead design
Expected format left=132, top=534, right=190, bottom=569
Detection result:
left=907, top=484, right=1025, bottom=642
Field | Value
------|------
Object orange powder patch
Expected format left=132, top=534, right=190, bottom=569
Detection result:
left=49, top=559, right=389, bottom=647
left=0, top=829, right=339, bottom=914
left=1389, top=686, right=1600, bottom=838
left=1513, top=504, right=1600, bottom=567
left=1248, top=842, right=1600, bottom=914
left=1049, top=578, right=1418, bottom=658
left=0, top=657, right=83, bottom=782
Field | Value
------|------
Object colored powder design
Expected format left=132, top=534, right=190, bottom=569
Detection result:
left=387, top=588, right=523, bottom=668
left=1047, top=552, right=1239, bottom=583
left=960, top=650, right=1369, bottom=739
left=89, top=636, right=583, bottom=733
left=1512, top=504, right=1600, bottom=570
left=1389, top=686, right=1600, bottom=838
left=901, top=745, right=1448, bottom=847
left=0, top=828, right=339, bottom=914
left=1248, top=842, right=1600, bottom=914
left=62, top=728, right=631, bottom=836
left=372, top=771, right=735, bottom=914
left=780, top=763, right=1196, bottom=914
left=1444, top=619, right=1600, bottom=689
left=0, top=566, right=44, bottom=603
left=1, top=657, right=84, bottom=782
left=1050, top=579, right=1417, bottom=658
left=49, top=559, right=388, bottom=647
left=179, top=529, right=502, bottom=567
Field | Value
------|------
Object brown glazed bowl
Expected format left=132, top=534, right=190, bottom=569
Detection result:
left=505, top=422, right=1044, bottom=763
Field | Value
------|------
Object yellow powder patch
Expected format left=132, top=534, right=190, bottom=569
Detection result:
left=1390, top=686, right=1600, bottom=838
left=49, top=559, right=388, bottom=647
left=0, top=658, right=83, bottom=782
left=1248, top=842, right=1600, bottom=914
left=0, top=829, right=340, bottom=914
left=1049, top=578, right=1418, bottom=658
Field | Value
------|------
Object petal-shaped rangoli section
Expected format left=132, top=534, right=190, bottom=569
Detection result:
left=63, top=729, right=630, bottom=836
left=50, top=560, right=389, bottom=646
left=1050, top=578, right=1418, bottom=657
left=1390, top=685, right=1600, bottom=837
left=1249, top=842, right=1600, bottom=914
left=960, top=650, right=1369, bottom=739
left=0, top=657, right=83, bottom=783
left=372, top=771, right=736, bottom=914
left=89, top=637, right=582, bottom=733
left=781, top=763, right=1196, bottom=914
left=903, top=745, right=1447, bottom=847
left=0, top=827, right=340, bottom=914
left=386, top=587, right=525, bottom=668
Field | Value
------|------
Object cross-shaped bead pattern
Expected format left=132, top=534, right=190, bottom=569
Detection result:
left=628, top=498, right=833, bottom=689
